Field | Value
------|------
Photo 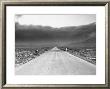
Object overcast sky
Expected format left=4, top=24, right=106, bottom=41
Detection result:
left=15, top=14, right=96, bottom=28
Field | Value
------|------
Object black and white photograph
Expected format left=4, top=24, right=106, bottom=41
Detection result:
left=15, top=14, right=96, bottom=75
left=1, top=1, right=107, bottom=85
left=0, top=0, right=108, bottom=88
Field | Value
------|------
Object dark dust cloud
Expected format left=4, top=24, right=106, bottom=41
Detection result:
left=15, top=22, right=96, bottom=48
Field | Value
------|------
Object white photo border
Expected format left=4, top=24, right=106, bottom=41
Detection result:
left=6, top=6, right=105, bottom=84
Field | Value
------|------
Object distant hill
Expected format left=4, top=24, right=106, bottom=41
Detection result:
left=15, top=22, right=96, bottom=48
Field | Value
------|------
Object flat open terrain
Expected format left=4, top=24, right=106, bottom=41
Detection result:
left=15, top=47, right=96, bottom=75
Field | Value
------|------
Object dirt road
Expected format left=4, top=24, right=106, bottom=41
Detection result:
left=15, top=47, right=96, bottom=75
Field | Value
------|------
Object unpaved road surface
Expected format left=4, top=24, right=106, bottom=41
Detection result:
left=15, top=47, right=96, bottom=75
